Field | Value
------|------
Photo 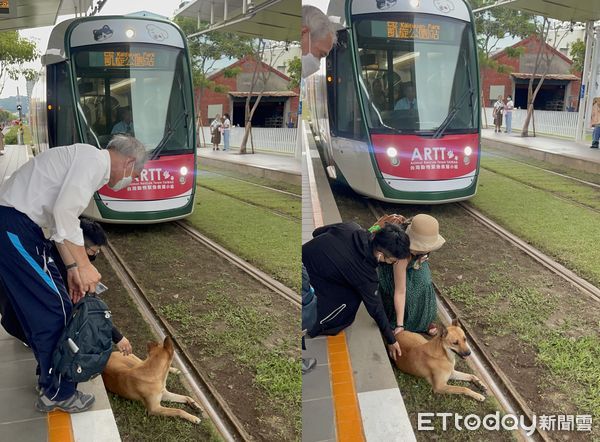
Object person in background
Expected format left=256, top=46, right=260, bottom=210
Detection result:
left=111, top=107, right=134, bottom=135
left=590, top=97, right=600, bottom=149
left=210, top=114, right=222, bottom=151
left=493, top=95, right=504, bottom=133
left=504, top=95, right=514, bottom=134
left=394, top=85, right=417, bottom=111
left=303, top=222, right=410, bottom=361
left=222, top=113, right=231, bottom=151
left=0, top=134, right=146, bottom=413
left=301, top=5, right=337, bottom=78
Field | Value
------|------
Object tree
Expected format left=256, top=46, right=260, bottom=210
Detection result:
left=0, top=108, right=14, bottom=124
left=286, top=56, right=301, bottom=90
left=0, top=31, right=38, bottom=97
left=520, top=18, right=572, bottom=137
left=173, top=17, right=253, bottom=146
left=570, top=39, right=585, bottom=73
left=238, top=40, right=287, bottom=154
left=472, top=0, right=536, bottom=66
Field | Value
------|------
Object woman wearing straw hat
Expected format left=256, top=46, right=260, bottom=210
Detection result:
left=371, top=214, right=446, bottom=337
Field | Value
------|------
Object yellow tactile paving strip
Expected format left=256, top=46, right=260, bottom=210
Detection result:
left=327, top=333, right=366, bottom=442
left=48, top=410, right=74, bottom=442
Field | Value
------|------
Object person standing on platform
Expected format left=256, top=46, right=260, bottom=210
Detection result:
left=590, top=97, right=600, bottom=149
left=504, top=95, right=514, bottom=134
left=222, top=113, right=231, bottom=151
left=0, top=134, right=146, bottom=413
left=493, top=95, right=504, bottom=133
left=210, top=114, right=222, bottom=151
left=301, top=5, right=337, bottom=78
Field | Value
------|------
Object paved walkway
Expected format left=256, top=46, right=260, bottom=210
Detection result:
left=198, top=147, right=302, bottom=176
left=482, top=128, right=600, bottom=173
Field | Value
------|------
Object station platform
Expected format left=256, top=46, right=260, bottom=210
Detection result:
left=197, top=146, right=301, bottom=186
left=301, top=120, right=415, bottom=442
left=0, top=327, right=120, bottom=442
left=482, top=128, right=600, bottom=174
left=0, top=144, right=31, bottom=184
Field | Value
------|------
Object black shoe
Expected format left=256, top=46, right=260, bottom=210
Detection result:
left=302, top=358, right=317, bottom=375
left=591, top=142, right=599, bottom=149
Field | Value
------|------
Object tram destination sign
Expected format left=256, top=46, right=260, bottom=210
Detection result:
left=387, top=22, right=440, bottom=41
left=103, top=51, right=156, bottom=68
left=359, top=18, right=459, bottom=43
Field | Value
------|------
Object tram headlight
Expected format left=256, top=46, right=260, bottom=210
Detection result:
left=410, top=0, right=420, bottom=7
left=126, top=29, right=135, bottom=38
left=180, top=166, right=189, bottom=176
left=386, top=147, right=400, bottom=166
left=464, top=146, right=473, bottom=156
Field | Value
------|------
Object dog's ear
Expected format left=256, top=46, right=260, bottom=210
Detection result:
left=147, top=341, right=159, bottom=353
left=163, top=335, right=173, bottom=350
left=439, top=323, right=448, bottom=338
left=451, top=318, right=459, bottom=327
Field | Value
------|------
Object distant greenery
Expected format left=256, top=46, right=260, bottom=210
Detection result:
left=570, top=38, right=585, bottom=73
left=4, top=124, right=31, bottom=145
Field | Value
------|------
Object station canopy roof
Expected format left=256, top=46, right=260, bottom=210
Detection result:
left=491, top=0, right=600, bottom=22
left=174, top=0, right=300, bottom=42
left=0, top=0, right=93, bottom=31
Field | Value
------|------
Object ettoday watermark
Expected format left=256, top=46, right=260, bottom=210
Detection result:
left=417, top=412, right=593, bottom=435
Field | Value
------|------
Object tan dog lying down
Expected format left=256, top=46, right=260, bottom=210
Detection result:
left=394, top=319, right=488, bottom=401
left=102, top=336, right=201, bottom=423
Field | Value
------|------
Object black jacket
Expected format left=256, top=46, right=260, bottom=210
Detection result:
left=302, top=222, right=395, bottom=344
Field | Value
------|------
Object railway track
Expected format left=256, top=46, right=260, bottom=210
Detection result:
left=484, top=150, right=600, bottom=190
left=458, top=202, right=600, bottom=305
left=368, top=201, right=549, bottom=442
left=174, top=220, right=301, bottom=308
left=103, top=241, right=252, bottom=442
left=200, top=169, right=302, bottom=198
left=198, top=170, right=301, bottom=222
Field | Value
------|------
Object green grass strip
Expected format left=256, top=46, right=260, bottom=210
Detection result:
left=188, top=186, right=300, bottom=291
left=471, top=169, right=600, bottom=287
left=198, top=164, right=301, bottom=195
left=198, top=171, right=300, bottom=219
left=481, top=156, right=600, bottom=211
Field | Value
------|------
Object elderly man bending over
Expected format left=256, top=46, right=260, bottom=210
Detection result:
left=0, top=134, right=146, bottom=413
left=301, top=5, right=337, bottom=78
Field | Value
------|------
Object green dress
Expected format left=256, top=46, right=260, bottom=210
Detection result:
left=379, top=258, right=437, bottom=333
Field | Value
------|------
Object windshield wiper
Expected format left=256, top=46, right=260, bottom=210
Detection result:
left=432, top=86, right=474, bottom=139
left=150, top=78, right=189, bottom=160
left=433, top=58, right=474, bottom=139
left=150, top=109, right=188, bottom=160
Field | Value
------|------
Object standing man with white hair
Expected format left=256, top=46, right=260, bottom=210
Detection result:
left=0, top=134, right=146, bottom=413
left=301, top=5, right=337, bottom=78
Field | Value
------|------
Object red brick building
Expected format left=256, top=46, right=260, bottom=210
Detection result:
left=196, top=56, right=300, bottom=128
left=481, top=36, right=581, bottom=111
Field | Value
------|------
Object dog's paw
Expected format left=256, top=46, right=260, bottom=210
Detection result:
left=169, top=367, right=181, bottom=375
left=187, top=398, right=202, bottom=410
left=473, top=378, right=489, bottom=394
left=473, top=392, right=486, bottom=402
left=191, top=415, right=201, bottom=424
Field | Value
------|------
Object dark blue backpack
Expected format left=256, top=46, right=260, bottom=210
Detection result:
left=51, top=294, right=113, bottom=383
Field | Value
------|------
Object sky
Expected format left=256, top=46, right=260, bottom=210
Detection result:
left=1, top=0, right=184, bottom=98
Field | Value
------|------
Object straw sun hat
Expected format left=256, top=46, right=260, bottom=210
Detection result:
left=405, top=214, right=445, bottom=253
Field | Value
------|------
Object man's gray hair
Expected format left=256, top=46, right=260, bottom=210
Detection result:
left=107, top=134, right=147, bottom=171
left=302, top=5, right=337, bottom=45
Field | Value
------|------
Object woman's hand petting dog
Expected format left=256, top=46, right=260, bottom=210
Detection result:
left=387, top=341, right=402, bottom=361
left=117, top=337, right=132, bottom=356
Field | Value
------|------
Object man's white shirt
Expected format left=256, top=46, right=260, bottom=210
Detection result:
left=0, top=144, right=110, bottom=246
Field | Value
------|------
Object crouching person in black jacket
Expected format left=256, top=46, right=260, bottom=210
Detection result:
left=302, top=222, right=410, bottom=361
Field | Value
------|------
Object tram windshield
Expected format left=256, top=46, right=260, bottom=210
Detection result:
left=355, top=15, right=477, bottom=135
left=72, top=44, right=193, bottom=154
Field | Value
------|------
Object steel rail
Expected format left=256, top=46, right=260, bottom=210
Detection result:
left=103, top=241, right=252, bottom=442
left=174, top=220, right=301, bottom=308
left=200, top=169, right=302, bottom=198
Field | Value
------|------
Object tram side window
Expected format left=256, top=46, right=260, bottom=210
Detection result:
left=47, top=63, right=79, bottom=147
left=331, top=31, right=365, bottom=140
